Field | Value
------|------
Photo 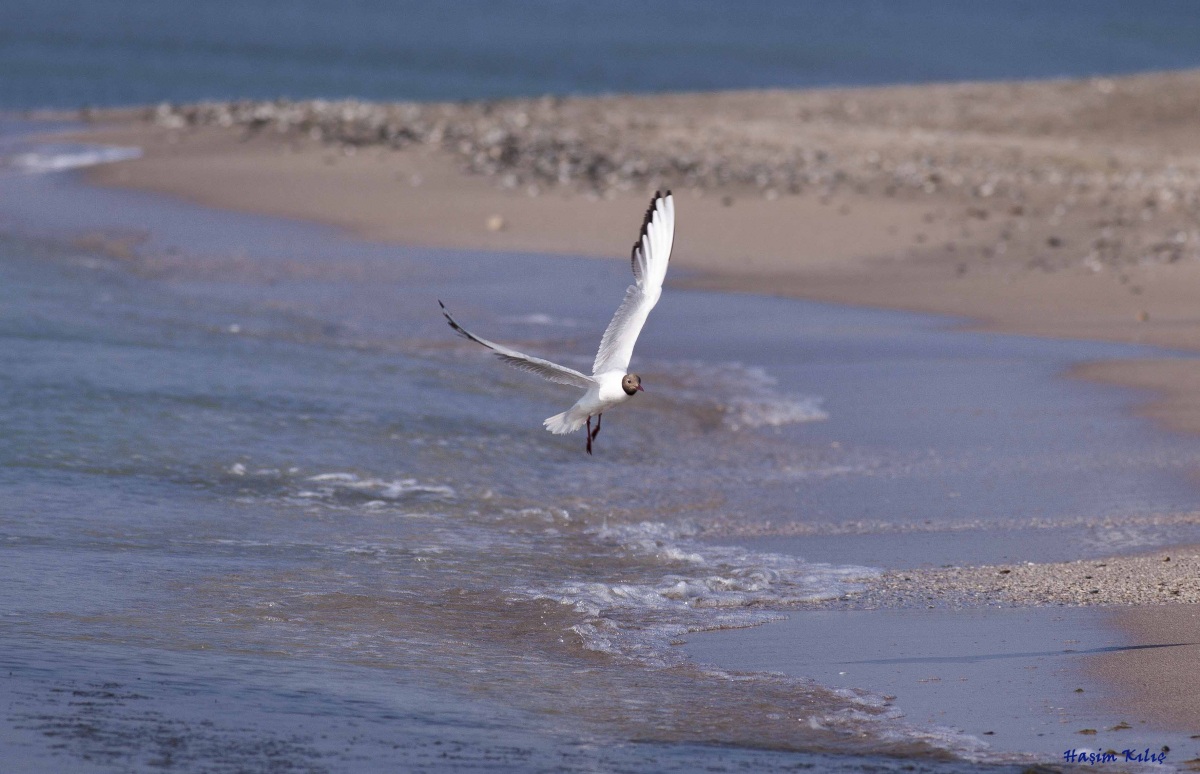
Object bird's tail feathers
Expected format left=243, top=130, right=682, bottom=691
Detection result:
left=544, top=407, right=589, bottom=435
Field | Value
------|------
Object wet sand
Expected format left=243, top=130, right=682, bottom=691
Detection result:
left=38, top=69, right=1200, bottom=754
left=684, top=606, right=1197, bottom=760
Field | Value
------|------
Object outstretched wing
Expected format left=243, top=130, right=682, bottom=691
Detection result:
left=439, top=301, right=596, bottom=390
left=592, top=191, right=675, bottom=376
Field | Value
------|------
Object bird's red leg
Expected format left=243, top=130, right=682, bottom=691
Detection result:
left=586, top=416, right=593, bottom=455
left=591, top=413, right=603, bottom=442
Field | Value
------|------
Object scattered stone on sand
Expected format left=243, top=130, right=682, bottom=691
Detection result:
left=812, top=549, right=1200, bottom=611
left=125, top=69, right=1200, bottom=274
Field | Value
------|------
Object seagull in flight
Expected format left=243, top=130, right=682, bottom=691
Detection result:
left=440, top=190, right=675, bottom=454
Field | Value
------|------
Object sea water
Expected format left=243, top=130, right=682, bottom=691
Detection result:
left=5, top=0, right=1200, bottom=110
left=6, top=130, right=1200, bottom=769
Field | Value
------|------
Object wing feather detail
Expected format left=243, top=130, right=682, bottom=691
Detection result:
left=439, top=301, right=596, bottom=389
left=592, top=191, right=674, bottom=375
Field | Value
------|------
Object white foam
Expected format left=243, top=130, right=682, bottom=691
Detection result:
left=305, top=472, right=456, bottom=500
left=725, top=395, right=828, bottom=429
left=224, top=464, right=456, bottom=505
left=662, top=360, right=829, bottom=430
left=7, top=145, right=142, bottom=174
left=781, top=463, right=864, bottom=480
left=500, top=313, right=579, bottom=327
left=717, top=365, right=828, bottom=429
left=519, top=520, right=876, bottom=667
left=307, top=472, right=359, bottom=482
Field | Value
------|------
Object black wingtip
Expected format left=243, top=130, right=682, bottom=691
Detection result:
left=438, top=299, right=475, bottom=342
left=633, top=189, right=672, bottom=268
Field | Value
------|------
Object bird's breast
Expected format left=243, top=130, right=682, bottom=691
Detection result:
left=594, top=372, right=631, bottom=404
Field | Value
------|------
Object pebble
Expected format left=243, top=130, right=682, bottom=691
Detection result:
left=134, top=86, right=1200, bottom=273
left=810, top=551, right=1200, bottom=611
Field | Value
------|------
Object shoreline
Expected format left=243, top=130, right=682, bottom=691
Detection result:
left=30, top=71, right=1200, bottom=752
left=71, top=74, right=1200, bottom=349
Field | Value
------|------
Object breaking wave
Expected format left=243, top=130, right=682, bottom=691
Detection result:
left=5, top=144, right=142, bottom=174
left=519, top=520, right=876, bottom=667
left=661, top=360, right=829, bottom=430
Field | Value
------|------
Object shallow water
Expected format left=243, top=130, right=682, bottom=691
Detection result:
left=5, top=130, right=1200, bottom=769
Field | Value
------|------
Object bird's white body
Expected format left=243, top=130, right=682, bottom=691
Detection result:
left=440, top=191, right=675, bottom=452
left=543, top=370, right=633, bottom=434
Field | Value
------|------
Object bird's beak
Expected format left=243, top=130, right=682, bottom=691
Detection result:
left=636, top=384, right=644, bottom=392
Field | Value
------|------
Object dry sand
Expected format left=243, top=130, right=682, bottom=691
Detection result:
left=46, top=69, right=1200, bottom=738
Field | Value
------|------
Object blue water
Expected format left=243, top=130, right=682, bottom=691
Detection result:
left=4, top=0, right=1200, bottom=110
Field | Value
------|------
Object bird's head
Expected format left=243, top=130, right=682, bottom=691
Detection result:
left=622, top=374, right=644, bottom=396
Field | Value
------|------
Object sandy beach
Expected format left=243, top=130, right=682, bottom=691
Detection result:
left=76, top=70, right=1200, bottom=348
left=42, top=69, right=1200, bottom=754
